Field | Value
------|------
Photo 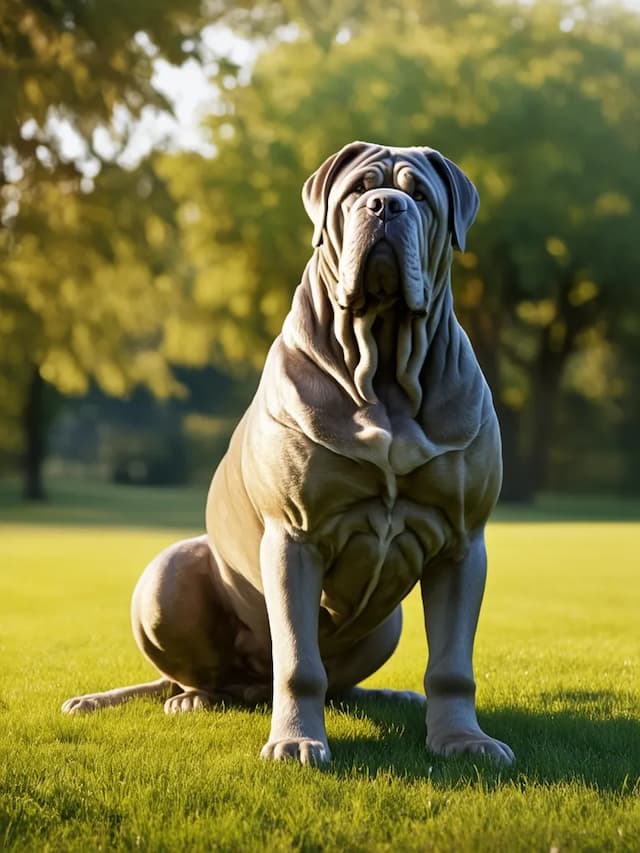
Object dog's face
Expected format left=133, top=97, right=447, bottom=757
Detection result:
left=334, top=160, right=435, bottom=317
left=303, top=142, right=479, bottom=319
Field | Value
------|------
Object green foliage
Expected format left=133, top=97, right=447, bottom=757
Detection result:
left=0, top=504, right=638, bottom=849
left=0, top=0, right=207, bottom=465
left=161, top=0, right=640, bottom=497
left=0, top=0, right=207, bottom=174
left=3, top=163, right=184, bottom=392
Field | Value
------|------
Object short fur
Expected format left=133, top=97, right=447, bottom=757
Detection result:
left=63, top=142, right=514, bottom=766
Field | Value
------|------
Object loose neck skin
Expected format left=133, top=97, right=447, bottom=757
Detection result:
left=283, top=249, right=455, bottom=418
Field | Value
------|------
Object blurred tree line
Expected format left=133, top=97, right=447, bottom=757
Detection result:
left=1, top=0, right=639, bottom=501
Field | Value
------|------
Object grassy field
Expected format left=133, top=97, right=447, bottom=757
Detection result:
left=0, top=481, right=639, bottom=851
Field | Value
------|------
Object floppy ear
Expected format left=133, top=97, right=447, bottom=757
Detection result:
left=302, top=141, right=374, bottom=247
left=425, top=150, right=479, bottom=252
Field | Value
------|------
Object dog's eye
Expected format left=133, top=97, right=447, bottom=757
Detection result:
left=352, top=182, right=366, bottom=195
left=412, top=189, right=426, bottom=202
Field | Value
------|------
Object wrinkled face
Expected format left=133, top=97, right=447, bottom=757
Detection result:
left=304, top=143, right=479, bottom=329
left=301, top=144, right=478, bottom=410
left=326, top=155, right=444, bottom=318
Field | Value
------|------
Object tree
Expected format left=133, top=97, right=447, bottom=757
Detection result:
left=160, top=0, right=640, bottom=500
left=0, top=0, right=209, bottom=498
left=1, top=160, right=196, bottom=493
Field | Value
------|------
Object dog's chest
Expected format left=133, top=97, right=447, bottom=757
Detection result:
left=316, top=462, right=467, bottom=633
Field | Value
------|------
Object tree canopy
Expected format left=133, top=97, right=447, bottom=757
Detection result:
left=0, top=0, right=208, bottom=492
left=160, top=0, right=640, bottom=498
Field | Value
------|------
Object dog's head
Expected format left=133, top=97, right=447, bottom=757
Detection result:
left=302, top=142, right=479, bottom=318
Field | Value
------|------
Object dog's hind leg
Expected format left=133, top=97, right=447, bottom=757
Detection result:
left=62, top=535, right=238, bottom=715
left=61, top=677, right=176, bottom=714
left=325, top=607, right=426, bottom=708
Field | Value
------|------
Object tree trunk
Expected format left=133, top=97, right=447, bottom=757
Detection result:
left=465, top=299, right=537, bottom=503
left=526, top=277, right=581, bottom=496
left=528, top=374, right=559, bottom=496
left=495, top=402, right=536, bottom=502
left=23, top=367, right=47, bottom=501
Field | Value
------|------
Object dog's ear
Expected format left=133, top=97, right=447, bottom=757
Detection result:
left=425, top=150, right=479, bottom=252
left=303, top=141, right=374, bottom=247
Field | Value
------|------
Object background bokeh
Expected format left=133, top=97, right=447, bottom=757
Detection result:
left=1, top=0, right=639, bottom=505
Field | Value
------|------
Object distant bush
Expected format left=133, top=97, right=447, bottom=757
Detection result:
left=182, top=414, right=236, bottom=483
left=110, top=431, right=189, bottom=486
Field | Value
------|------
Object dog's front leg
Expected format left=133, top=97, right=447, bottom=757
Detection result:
left=259, top=521, right=330, bottom=765
left=421, top=531, right=514, bottom=764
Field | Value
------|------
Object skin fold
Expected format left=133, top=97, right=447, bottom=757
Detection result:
left=62, top=142, right=515, bottom=767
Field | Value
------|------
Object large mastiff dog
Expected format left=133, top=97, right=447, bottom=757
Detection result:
left=63, top=142, right=514, bottom=766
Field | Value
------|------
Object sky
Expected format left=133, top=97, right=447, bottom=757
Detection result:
left=129, top=25, right=257, bottom=160
left=44, top=25, right=254, bottom=176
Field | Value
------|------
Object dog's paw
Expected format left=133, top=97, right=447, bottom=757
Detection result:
left=427, top=730, right=515, bottom=764
left=376, top=688, right=427, bottom=707
left=164, top=690, right=214, bottom=714
left=61, top=694, right=109, bottom=714
left=260, top=737, right=331, bottom=766
left=331, top=686, right=427, bottom=708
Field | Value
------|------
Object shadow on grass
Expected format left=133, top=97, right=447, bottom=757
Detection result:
left=43, top=688, right=639, bottom=794
left=326, top=690, right=640, bottom=792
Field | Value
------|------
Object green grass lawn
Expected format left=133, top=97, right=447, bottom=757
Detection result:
left=1, top=481, right=639, bottom=851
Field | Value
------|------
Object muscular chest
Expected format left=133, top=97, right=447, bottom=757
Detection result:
left=296, top=435, right=480, bottom=550
left=288, top=422, right=498, bottom=625
left=300, top=454, right=472, bottom=631
left=316, top=494, right=454, bottom=630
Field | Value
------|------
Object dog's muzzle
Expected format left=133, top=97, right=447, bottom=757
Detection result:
left=337, top=189, right=427, bottom=316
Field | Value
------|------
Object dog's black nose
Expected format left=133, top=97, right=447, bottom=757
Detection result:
left=365, top=191, right=408, bottom=222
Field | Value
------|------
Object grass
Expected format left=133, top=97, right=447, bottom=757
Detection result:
left=0, top=480, right=639, bottom=851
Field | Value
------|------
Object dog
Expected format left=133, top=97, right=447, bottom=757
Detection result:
left=62, top=142, right=514, bottom=767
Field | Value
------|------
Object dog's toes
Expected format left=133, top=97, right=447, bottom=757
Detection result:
left=489, top=739, right=516, bottom=764
left=429, top=731, right=515, bottom=765
left=394, top=689, right=427, bottom=707
left=164, top=690, right=213, bottom=715
left=61, top=695, right=103, bottom=714
left=297, top=739, right=330, bottom=766
left=260, top=737, right=330, bottom=766
left=332, top=686, right=426, bottom=708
